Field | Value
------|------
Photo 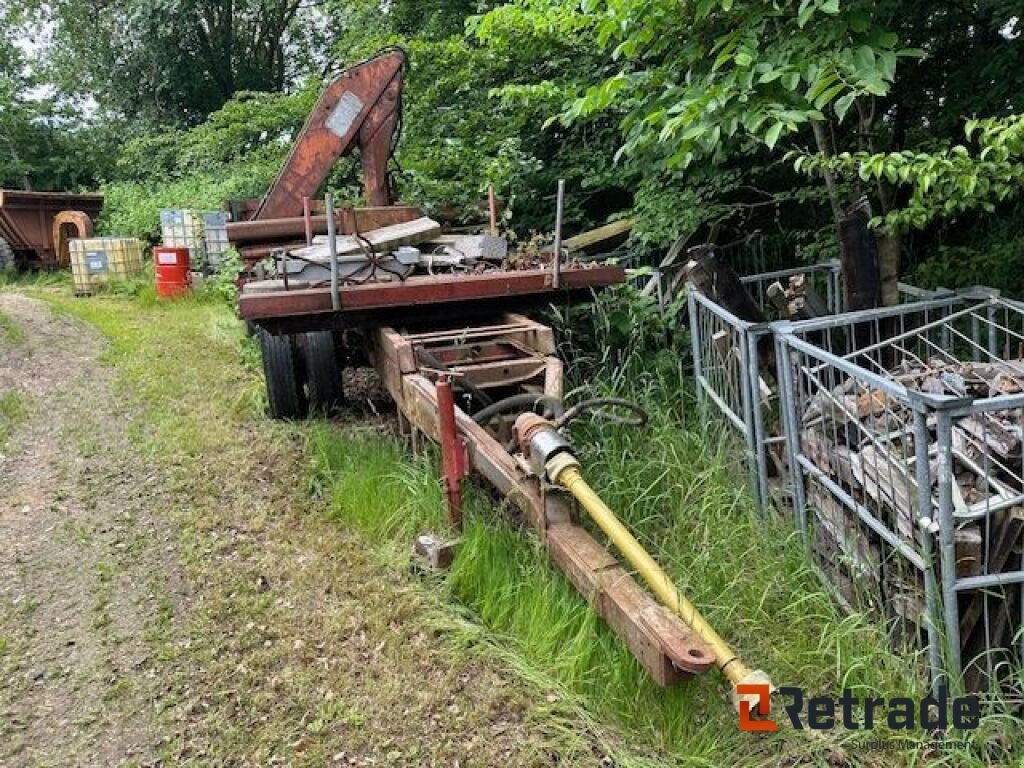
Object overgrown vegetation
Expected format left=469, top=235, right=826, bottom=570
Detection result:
left=0, top=390, right=28, bottom=450
left=304, top=285, right=1024, bottom=765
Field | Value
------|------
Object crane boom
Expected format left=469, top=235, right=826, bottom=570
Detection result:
left=255, top=49, right=406, bottom=220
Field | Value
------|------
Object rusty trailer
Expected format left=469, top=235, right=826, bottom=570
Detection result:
left=237, top=258, right=771, bottom=705
left=0, top=189, right=103, bottom=270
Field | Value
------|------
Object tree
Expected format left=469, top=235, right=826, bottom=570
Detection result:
left=475, top=0, right=1023, bottom=301
left=35, top=0, right=325, bottom=125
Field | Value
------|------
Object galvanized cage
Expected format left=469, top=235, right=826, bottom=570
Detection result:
left=774, top=288, right=1024, bottom=692
left=687, top=261, right=845, bottom=512
left=688, top=258, right=940, bottom=514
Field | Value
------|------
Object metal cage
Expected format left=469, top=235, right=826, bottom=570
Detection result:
left=774, top=288, right=1024, bottom=692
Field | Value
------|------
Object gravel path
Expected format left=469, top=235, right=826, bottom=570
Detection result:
left=0, top=293, right=612, bottom=768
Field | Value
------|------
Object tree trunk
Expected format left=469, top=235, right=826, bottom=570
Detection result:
left=876, top=231, right=902, bottom=307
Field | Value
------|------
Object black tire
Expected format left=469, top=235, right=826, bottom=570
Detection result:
left=300, top=330, right=345, bottom=415
left=0, top=237, right=13, bottom=272
left=259, top=328, right=308, bottom=420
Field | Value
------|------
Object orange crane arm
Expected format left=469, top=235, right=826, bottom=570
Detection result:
left=255, top=48, right=406, bottom=220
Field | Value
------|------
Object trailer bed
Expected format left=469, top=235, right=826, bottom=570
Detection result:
left=239, top=264, right=624, bottom=332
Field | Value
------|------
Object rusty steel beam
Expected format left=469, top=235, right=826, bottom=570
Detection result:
left=369, top=320, right=716, bottom=686
left=239, top=266, right=625, bottom=322
left=228, top=205, right=422, bottom=244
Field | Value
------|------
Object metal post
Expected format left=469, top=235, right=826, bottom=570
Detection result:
left=325, top=192, right=340, bottom=312
left=748, top=329, right=770, bottom=514
left=775, top=330, right=808, bottom=536
left=688, top=290, right=705, bottom=410
left=488, top=183, right=498, bottom=236
left=913, top=407, right=944, bottom=697
left=302, top=196, right=314, bottom=247
left=737, top=328, right=758, bottom=511
left=552, top=180, right=564, bottom=290
left=436, top=375, right=465, bottom=530
left=935, top=407, right=963, bottom=687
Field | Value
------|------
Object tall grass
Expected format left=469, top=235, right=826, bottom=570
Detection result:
left=304, top=285, right=1024, bottom=765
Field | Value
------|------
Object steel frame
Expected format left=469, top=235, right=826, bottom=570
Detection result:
left=370, top=313, right=716, bottom=685
left=773, top=289, right=1024, bottom=693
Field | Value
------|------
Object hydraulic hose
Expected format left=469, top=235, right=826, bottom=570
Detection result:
left=472, top=393, right=565, bottom=425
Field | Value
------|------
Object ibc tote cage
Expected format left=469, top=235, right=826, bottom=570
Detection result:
left=774, top=289, right=1024, bottom=693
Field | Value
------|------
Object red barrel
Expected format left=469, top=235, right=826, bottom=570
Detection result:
left=153, top=247, right=191, bottom=298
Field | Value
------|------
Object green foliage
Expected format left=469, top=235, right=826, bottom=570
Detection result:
left=113, top=88, right=316, bottom=183
left=478, top=0, right=915, bottom=168
left=199, top=249, right=244, bottom=306
left=35, top=0, right=325, bottom=125
left=793, top=114, right=1024, bottom=231
left=911, top=233, right=1024, bottom=298
left=98, top=172, right=269, bottom=242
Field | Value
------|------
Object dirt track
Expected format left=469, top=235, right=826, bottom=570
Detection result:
left=0, top=293, right=610, bottom=767
left=0, top=293, right=179, bottom=765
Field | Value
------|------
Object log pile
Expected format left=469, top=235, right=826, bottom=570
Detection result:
left=799, top=357, right=1024, bottom=687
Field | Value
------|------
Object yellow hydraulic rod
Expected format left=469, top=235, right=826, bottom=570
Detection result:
left=549, top=458, right=770, bottom=698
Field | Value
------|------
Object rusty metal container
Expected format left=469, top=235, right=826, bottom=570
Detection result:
left=69, top=237, right=144, bottom=295
left=0, top=190, right=104, bottom=269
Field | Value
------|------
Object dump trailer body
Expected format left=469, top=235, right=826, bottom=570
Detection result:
left=0, top=189, right=103, bottom=269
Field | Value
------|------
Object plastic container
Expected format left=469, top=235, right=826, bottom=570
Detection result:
left=153, top=246, right=191, bottom=298
left=202, top=212, right=230, bottom=269
left=69, top=237, right=144, bottom=295
left=160, top=209, right=206, bottom=270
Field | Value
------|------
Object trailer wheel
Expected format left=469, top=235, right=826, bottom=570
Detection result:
left=0, top=238, right=13, bottom=272
left=259, top=328, right=308, bottom=420
left=301, top=330, right=345, bottom=415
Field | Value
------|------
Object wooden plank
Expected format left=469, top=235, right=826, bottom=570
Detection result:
left=563, top=218, right=634, bottom=253
left=959, top=507, right=1024, bottom=642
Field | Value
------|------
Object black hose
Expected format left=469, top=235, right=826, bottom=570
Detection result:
left=471, top=393, right=565, bottom=425
left=555, top=397, right=649, bottom=428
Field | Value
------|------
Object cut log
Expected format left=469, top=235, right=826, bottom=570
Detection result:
left=684, top=245, right=766, bottom=324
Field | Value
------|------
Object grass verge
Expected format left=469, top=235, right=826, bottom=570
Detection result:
left=0, top=391, right=28, bottom=452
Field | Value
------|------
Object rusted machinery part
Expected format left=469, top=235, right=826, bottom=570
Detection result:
left=371, top=318, right=716, bottom=685
left=52, top=210, right=95, bottom=267
left=228, top=206, right=422, bottom=244
left=256, top=48, right=407, bottom=219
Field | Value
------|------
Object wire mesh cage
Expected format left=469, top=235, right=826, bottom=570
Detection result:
left=774, top=288, right=1024, bottom=693
left=687, top=261, right=845, bottom=511
left=686, top=254, right=936, bottom=513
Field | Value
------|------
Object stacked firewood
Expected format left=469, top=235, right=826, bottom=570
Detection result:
left=799, top=358, right=1024, bottom=688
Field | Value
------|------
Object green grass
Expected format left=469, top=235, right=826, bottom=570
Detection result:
left=307, top=326, right=1024, bottom=767
left=0, top=391, right=28, bottom=450
left=0, top=308, right=25, bottom=344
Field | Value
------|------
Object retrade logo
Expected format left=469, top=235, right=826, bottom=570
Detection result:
left=738, top=686, right=980, bottom=732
